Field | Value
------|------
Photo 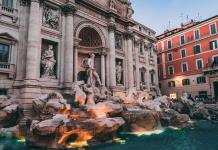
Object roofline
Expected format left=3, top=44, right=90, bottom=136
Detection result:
left=156, top=14, right=218, bottom=40
left=133, top=20, right=156, bottom=34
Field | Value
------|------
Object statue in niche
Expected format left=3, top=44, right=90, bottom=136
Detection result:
left=83, top=53, right=102, bottom=87
left=41, top=45, right=56, bottom=79
left=43, top=6, right=59, bottom=30
left=127, top=2, right=134, bottom=18
left=116, top=61, right=123, bottom=85
left=115, top=34, right=123, bottom=50
left=109, top=0, right=116, bottom=10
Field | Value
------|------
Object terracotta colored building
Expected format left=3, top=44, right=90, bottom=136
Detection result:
left=157, top=15, right=218, bottom=99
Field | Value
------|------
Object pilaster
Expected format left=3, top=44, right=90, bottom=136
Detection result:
left=124, top=30, right=134, bottom=89
left=108, top=21, right=116, bottom=88
left=62, top=3, right=76, bottom=88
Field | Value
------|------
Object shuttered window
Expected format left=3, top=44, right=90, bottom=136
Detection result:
left=197, top=76, right=206, bottom=84
left=182, top=79, right=190, bottom=86
left=194, top=45, right=201, bottom=54
left=210, top=40, right=218, bottom=50
left=210, top=24, right=217, bottom=34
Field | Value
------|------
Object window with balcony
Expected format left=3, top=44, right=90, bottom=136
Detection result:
left=167, top=53, right=173, bottom=61
left=210, top=40, right=218, bottom=50
left=167, top=40, right=172, bottom=49
left=182, top=79, right=190, bottom=86
left=181, top=49, right=186, bottom=58
left=182, top=62, right=188, bottom=72
left=168, top=65, right=174, bottom=75
left=193, top=45, right=201, bottom=54
left=180, top=35, right=185, bottom=44
left=210, top=24, right=217, bottom=34
left=115, top=33, right=123, bottom=50
left=168, top=81, right=175, bottom=88
left=194, top=30, right=200, bottom=39
left=2, top=0, right=13, bottom=9
left=0, top=43, right=10, bottom=62
left=196, top=59, right=203, bottom=70
left=197, top=76, right=206, bottom=84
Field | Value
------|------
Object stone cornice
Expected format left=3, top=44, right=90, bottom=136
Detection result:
left=20, top=0, right=47, bottom=6
left=76, top=0, right=136, bottom=27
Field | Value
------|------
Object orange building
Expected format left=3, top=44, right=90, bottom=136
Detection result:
left=157, top=15, right=218, bottom=100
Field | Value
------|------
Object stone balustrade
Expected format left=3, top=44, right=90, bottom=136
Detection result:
left=0, top=5, right=18, bottom=23
left=0, top=62, right=15, bottom=79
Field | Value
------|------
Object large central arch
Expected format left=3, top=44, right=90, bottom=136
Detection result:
left=75, top=21, right=106, bottom=48
left=74, top=22, right=106, bottom=83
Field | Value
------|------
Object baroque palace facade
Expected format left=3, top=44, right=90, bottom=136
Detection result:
left=157, top=15, right=218, bottom=99
left=0, top=0, right=158, bottom=113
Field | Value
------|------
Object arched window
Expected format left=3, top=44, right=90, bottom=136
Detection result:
left=79, top=27, right=102, bottom=47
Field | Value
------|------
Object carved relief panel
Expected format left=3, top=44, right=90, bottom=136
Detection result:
left=42, top=4, right=60, bottom=30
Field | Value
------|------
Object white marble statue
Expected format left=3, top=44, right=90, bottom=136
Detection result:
left=127, top=3, right=134, bottom=18
left=83, top=54, right=102, bottom=86
left=41, top=45, right=56, bottom=79
left=116, top=61, right=123, bottom=85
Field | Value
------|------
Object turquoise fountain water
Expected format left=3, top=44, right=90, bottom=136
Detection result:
left=1, top=121, right=218, bottom=150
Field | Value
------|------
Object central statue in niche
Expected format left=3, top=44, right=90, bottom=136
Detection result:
left=41, top=45, right=56, bottom=79
left=83, top=53, right=102, bottom=87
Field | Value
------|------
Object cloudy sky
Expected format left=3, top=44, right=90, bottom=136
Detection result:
left=132, top=0, right=218, bottom=35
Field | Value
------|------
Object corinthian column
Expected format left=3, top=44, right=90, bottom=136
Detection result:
left=25, top=0, right=41, bottom=80
left=125, top=31, right=134, bottom=88
left=62, top=3, right=76, bottom=87
left=101, top=51, right=106, bottom=86
left=108, top=23, right=116, bottom=87
left=135, top=40, right=141, bottom=90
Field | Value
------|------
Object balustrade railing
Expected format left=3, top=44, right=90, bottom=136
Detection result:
left=0, top=62, right=15, bottom=78
left=2, top=6, right=14, bottom=14
left=0, top=63, right=11, bottom=69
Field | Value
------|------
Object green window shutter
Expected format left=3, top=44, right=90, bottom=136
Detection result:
left=202, top=76, right=206, bottom=83
left=197, top=77, right=200, bottom=84
left=168, top=41, right=172, bottom=49
left=197, top=60, right=202, bottom=69
left=181, top=50, right=186, bottom=57
left=210, top=41, right=213, bottom=50
left=215, top=41, right=218, bottom=49
left=181, top=36, right=185, bottom=44
left=194, top=46, right=196, bottom=54
left=211, top=24, right=217, bottom=34
left=168, top=53, right=172, bottom=61
left=194, top=45, right=200, bottom=54
left=195, top=31, right=200, bottom=39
